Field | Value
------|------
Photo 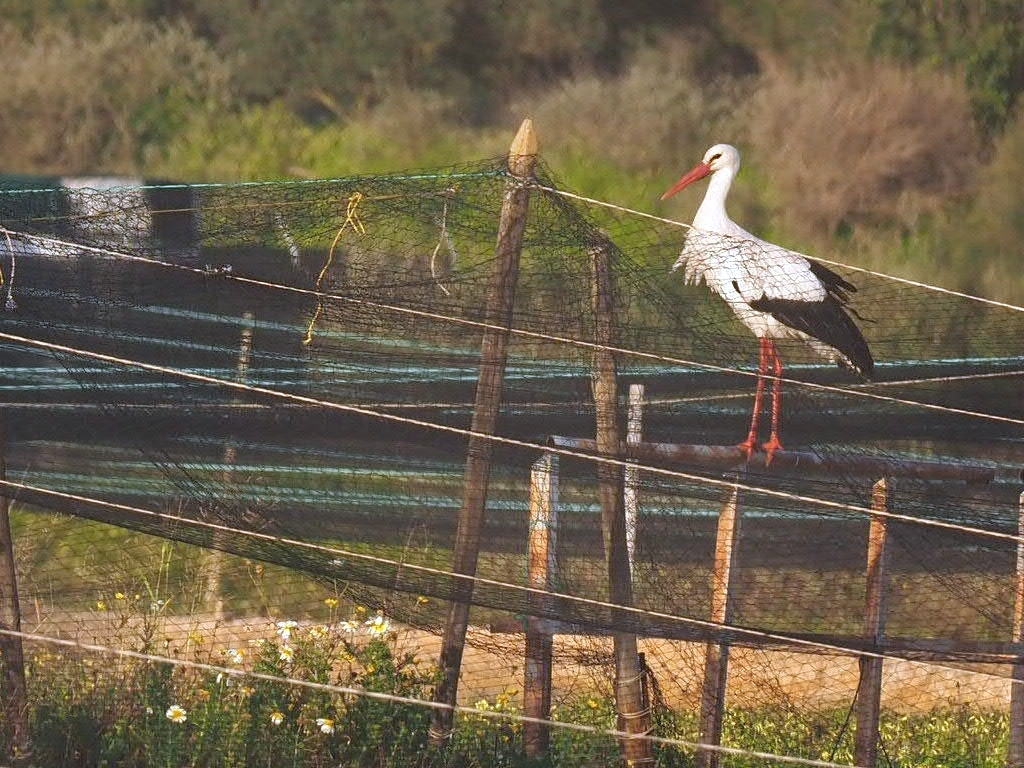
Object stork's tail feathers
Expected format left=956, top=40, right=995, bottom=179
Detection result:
left=823, top=338, right=874, bottom=379
left=824, top=303, right=873, bottom=379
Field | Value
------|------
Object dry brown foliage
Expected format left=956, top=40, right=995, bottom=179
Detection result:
left=745, top=60, right=981, bottom=246
left=509, top=32, right=752, bottom=176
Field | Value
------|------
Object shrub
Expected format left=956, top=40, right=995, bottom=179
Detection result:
left=744, top=60, right=981, bottom=249
left=942, top=110, right=1024, bottom=301
left=507, top=31, right=754, bottom=208
left=0, top=20, right=234, bottom=175
left=151, top=101, right=314, bottom=182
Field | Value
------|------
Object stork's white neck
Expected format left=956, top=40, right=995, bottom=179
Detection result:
left=693, top=165, right=737, bottom=234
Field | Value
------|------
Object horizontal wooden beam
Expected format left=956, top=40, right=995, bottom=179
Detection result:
left=548, top=436, right=1000, bottom=483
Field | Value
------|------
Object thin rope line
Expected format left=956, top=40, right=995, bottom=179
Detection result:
left=536, top=184, right=1024, bottom=316
left=0, top=169, right=504, bottom=199
left=869, top=367, right=1024, bottom=387
left=650, top=391, right=752, bottom=405
left=10, top=230, right=1023, bottom=429
left=6, top=478, right=1024, bottom=687
left=0, top=627, right=862, bottom=768
left=642, top=365, right=1024, bottom=405
left=0, top=328, right=1017, bottom=545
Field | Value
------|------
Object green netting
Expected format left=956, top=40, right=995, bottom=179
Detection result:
left=1, top=152, right=1022, bottom=765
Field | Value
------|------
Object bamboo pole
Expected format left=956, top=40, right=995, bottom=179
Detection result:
left=0, top=416, right=29, bottom=764
left=589, top=236, right=654, bottom=767
left=854, top=478, right=890, bottom=767
left=430, top=119, right=538, bottom=743
left=1008, top=490, right=1024, bottom=768
left=698, top=485, right=741, bottom=768
left=204, top=311, right=255, bottom=619
left=624, top=384, right=644, bottom=578
left=524, top=453, right=558, bottom=757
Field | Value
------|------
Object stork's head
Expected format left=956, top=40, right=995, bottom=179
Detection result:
left=661, top=143, right=741, bottom=200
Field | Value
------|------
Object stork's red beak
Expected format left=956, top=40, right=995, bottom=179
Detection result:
left=661, top=161, right=711, bottom=200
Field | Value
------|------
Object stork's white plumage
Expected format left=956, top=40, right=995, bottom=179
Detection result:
left=662, top=143, right=873, bottom=460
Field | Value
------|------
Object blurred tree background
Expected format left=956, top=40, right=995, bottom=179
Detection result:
left=0, top=0, right=1022, bottom=300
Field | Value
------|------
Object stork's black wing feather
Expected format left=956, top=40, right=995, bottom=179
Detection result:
left=806, top=259, right=857, bottom=302
left=749, top=295, right=874, bottom=377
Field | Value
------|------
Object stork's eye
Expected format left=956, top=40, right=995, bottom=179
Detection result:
left=710, top=153, right=722, bottom=162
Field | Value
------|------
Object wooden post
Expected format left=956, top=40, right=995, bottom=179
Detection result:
left=624, top=384, right=644, bottom=578
left=204, top=311, right=255, bottom=619
left=589, top=236, right=654, bottom=767
left=524, top=453, right=558, bottom=757
left=1008, top=490, right=1024, bottom=768
left=698, top=485, right=741, bottom=768
left=0, top=417, right=29, bottom=764
left=430, top=119, right=538, bottom=743
left=854, top=478, right=890, bottom=767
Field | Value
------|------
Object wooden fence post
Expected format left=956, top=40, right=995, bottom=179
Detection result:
left=1008, top=490, right=1024, bottom=768
left=698, top=484, right=741, bottom=768
left=524, top=453, right=558, bottom=757
left=589, top=236, right=654, bottom=767
left=854, top=477, right=890, bottom=767
left=0, top=416, right=29, bottom=764
left=624, top=384, right=644, bottom=578
left=430, top=119, right=538, bottom=743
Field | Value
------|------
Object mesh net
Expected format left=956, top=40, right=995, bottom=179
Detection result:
left=1, top=152, right=1022, bottom=764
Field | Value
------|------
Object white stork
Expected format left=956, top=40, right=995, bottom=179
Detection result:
left=661, top=143, right=873, bottom=461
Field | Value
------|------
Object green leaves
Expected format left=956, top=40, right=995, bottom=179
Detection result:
left=871, top=0, right=1024, bottom=138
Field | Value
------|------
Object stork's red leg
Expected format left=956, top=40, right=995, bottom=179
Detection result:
left=739, top=337, right=769, bottom=458
left=762, top=339, right=784, bottom=463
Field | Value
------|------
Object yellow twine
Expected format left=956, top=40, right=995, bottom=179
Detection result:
left=303, top=192, right=366, bottom=345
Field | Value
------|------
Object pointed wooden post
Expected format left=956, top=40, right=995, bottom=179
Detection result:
left=855, top=478, right=890, bottom=767
left=430, top=119, right=538, bottom=743
left=524, top=453, right=558, bottom=757
left=1008, top=490, right=1024, bottom=768
left=589, top=236, right=654, bottom=767
left=698, top=484, right=740, bottom=768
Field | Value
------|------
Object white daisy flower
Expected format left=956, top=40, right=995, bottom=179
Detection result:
left=276, top=620, right=299, bottom=640
left=364, top=613, right=390, bottom=637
